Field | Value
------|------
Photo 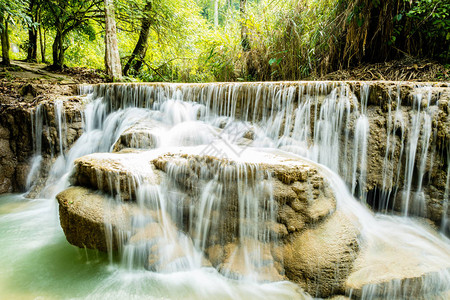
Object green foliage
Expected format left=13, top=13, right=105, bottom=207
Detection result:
left=77, top=24, right=97, bottom=42
left=235, top=0, right=343, bottom=80
left=404, top=0, right=450, bottom=60
left=0, top=0, right=31, bottom=29
left=40, top=0, right=101, bottom=33
left=65, top=23, right=103, bottom=69
left=2, top=0, right=448, bottom=81
left=195, top=17, right=240, bottom=81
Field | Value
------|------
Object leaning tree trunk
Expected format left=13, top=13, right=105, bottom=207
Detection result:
left=123, top=1, right=152, bottom=76
left=240, top=0, right=250, bottom=51
left=0, top=14, right=10, bottom=66
left=104, top=0, right=122, bottom=81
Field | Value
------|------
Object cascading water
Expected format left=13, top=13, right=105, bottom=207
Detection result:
left=351, top=84, right=369, bottom=203
left=26, top=103, right=44, bottom=190
left=401, top=87, right=434, bottom=217
left=1, top=81, right=449, bottom=299
left=442, top=144, right=450, bottom=235
left=379, top=86, right=403, bottom=211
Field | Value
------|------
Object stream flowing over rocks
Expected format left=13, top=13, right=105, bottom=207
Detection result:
left=2, top=81, right=450, bottom=299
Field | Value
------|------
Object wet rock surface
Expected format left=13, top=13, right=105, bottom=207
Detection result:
left=57, top=186, right=132, bottom=251
left=112, top=119, right=164, bottom=152
left=71, top=151, right=164, bottom=200
left=284, top=211, right=359, bottom=297
left=0, top=104, right=33, bottom=193
left=59, top=147, right=352, bottom=297
left=346, top=223, right=450, bottom=299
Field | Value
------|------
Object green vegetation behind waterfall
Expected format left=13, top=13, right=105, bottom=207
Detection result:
left=1, top=0, right=449, bottom=82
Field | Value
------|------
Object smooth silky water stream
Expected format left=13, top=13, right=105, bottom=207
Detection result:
left=1, top=82, right=449, bottom=299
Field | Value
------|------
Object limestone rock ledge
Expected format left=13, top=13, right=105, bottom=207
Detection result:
left=0, top=96, right=84, bottom=194
left=71, top=151, right=164, bottom=200
left=57, top=186, right=205, bottom=272
left=57, top=147, right=450, bottom=298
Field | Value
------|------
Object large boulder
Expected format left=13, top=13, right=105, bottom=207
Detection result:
left=57, top=186, right=133, bottom=251
left=60, top=147, right=351, bottom=292
left=283, top=211, right=359, bottom=297
left=57, top=185, right=193, bottom=269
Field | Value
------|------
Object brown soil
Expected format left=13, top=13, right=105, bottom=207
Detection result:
left=1, top=58, right=447, bottom=109
left=317, top=58, right=449, bottom=82
left=0, top=61, right=107, bottom=107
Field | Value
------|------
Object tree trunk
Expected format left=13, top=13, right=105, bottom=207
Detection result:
left=39, top=15, right=46, bottom=63
left=58, top=34, right=65, bottom=68
left=26, top=0, right=38, bottom=62
left=27, top=28, right=38, bottom=62
left=104, top=0, right=122, bottom=81
left=51, top=32, right=59, bottom=69
left=0, top=14, right=10, bottom=66
left=213, top=0, right=219, bottom=27
left=51, top=30, right=65, bottom=70
left=240, top=0, right=250, bottom=51
left=123, top=1, right=152, bottom=76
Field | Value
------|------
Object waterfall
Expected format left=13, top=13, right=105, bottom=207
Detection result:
left=35, top=81, right=448, bottom=228
left=17, top=81, right=450, bottom=299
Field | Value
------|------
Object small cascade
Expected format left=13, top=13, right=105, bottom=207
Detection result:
left=123, top=158, right=280, bottom=281
left=54, top=99, right=67, bottom=157
left=350, top=84, right=370, bottom=203
left=197, top=164, right=276, bottom=281
left=39, top=97, right=147, bottom=198
left=308, top=84, right=353, bottom=180
left=26, top=103, right=44, bottom=190
left=379, top=86, right=403, bottom=211
left=400, top=86, right=434, bottom=217
left=120, top=182, right=204, bottom=272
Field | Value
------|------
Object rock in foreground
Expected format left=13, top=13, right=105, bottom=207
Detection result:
left=57, top=186, right=132, bottom=251
left=58, top=146, right=450, bottom=298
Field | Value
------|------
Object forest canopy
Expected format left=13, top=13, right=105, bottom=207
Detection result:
left=1, top=0, right=449, bottom=82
